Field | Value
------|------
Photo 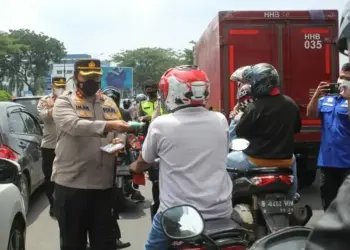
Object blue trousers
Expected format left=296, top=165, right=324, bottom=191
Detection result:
left=145, top=213, right=169, bottom=250
left=227, top=151, right=298, bottom=195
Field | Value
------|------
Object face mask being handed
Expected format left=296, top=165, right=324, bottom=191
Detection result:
left=54, top=88, right=64, bottom=97
left=79, top=79, right=100, bottom=97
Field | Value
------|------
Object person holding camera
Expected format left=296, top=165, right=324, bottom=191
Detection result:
left=306, top=62, right=350, bottom=211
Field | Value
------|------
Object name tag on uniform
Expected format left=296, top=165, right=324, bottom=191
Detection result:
left=76, top=105, right=93, bottom=118
left=102, top=107, right=118, bottom=120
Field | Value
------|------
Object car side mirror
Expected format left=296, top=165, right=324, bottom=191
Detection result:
left=0, top=158, right=21, bottom=183
left=161, top=205, right=204, bottom=240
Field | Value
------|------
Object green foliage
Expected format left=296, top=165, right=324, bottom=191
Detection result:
left=111, top=42, right=196, bottom=92
left=0, top=90, right=12, bottom=101
left=0, top=29, right=66, bottom=95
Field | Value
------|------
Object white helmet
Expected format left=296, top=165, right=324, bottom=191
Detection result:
left=158, top=65, right=210, bottom=112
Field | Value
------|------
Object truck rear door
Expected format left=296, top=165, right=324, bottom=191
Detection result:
left=284, top=21, right=338, bottom=138
left=222, top=24, right=279, bottom=112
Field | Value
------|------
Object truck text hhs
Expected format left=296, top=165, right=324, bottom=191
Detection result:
left=194, top=10, right=339, bottom=187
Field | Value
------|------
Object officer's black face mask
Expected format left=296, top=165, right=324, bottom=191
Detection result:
left=147, top=91, right=157, bottom=99
left=78, top=79, right=100, bottom=97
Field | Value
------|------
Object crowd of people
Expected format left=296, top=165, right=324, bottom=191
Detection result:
left=37, top=55, right=350, bottom=250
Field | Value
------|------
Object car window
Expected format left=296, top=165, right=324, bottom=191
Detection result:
left=9, top=112, right=28, bottom=134
left=13, top=98, right=41, bottom=121
left=20, top=112, right=41, bottom=136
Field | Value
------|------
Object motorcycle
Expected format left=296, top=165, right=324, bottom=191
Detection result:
left=114, top=123, right=147, bottom=209
left=228, top=139, right=312, bottom=242
left=161, top=204, right=251, bottom=249
left=249, top=226, right=312, bottom=249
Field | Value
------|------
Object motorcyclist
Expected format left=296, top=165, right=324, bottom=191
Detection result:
left=228, top=66, right=255, bottom=140
left=226, top=63, right=301, bottom=197
left=129, top=65, right=233, bottom=250
left=129, top=94, right=146, bottom=121
left=137, top=79, right=163, bottom=122
left=136, top=80, right=165, bottom=220
left=102, top=87, right=145, bottom=202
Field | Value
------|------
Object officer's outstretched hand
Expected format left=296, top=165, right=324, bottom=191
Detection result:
left=108, top=120, right=135, bottom=133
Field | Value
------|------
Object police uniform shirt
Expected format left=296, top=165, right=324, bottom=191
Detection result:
left=51, top=91, right=124, bottom=189
left=37, top=94, right=57, bottom=149
left=318, top=95, right=350, bottom=168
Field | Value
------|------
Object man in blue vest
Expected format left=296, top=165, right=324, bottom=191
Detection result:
left=306, top=62, right=350, bottom=211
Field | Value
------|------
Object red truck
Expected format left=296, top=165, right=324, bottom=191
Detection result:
left=194, top=10, right=339, bottom=187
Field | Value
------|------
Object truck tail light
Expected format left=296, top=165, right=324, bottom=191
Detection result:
left=0, top=145, right=19, bottom=161
left=251, top=175, right=293, bottom=186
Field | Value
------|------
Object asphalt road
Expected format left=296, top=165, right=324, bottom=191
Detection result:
left=26, top=172, right=324, bottom=250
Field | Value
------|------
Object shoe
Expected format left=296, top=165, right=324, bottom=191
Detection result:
left=116, top=239, right=131, bottom=249
left=131, top=191, right=145, bottom=202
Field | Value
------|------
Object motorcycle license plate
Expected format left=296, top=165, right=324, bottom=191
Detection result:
left=258, top=194, right=294, bottom=215
left=116, top=165, right=131, bottom=176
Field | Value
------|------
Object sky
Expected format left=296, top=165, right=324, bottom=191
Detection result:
left=0, top=0, right=349, bottom=64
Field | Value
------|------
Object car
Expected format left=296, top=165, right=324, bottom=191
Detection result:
left=13, top=96, right=44, bottom=127
left=0, top=158, right=27, bottom=250
left=0, top=102, right=45, bottom=214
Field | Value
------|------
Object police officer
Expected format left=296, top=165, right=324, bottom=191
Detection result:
left=306, top=62, right=350, bottom=211
left=52, top=59, right=134, bottom=250
left=37, top=76, right=66, bottom=217
left=137, top=79, right=164, bottom=122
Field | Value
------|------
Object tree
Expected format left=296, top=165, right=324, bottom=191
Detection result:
left=181, top=40, right=196, bottom=65
left=111, top=47, right=183, bottom=91
left=0, top=32, right=27, bottom=56
left=0, top=29, right=66, bottom=95
left=0, top=90, right=12, bottom=101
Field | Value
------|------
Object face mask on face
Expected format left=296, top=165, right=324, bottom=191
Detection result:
left=147, top=91, right=157, bottom=99
left=53, top=88, right=64, bottom=97
left=78, top=79, right=100, bottom=97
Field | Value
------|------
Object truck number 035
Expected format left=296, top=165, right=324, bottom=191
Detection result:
left=304, top=40, right=322, bottom=49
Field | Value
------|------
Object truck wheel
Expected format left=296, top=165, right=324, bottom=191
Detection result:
left=298, top=169, right=317, bottom=189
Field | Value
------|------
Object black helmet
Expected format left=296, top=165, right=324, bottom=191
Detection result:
left=242, top=63, right=279, bottom=97
left=144, top=79, right=158, bottom=93
left=123, top=99, right=131, bottom=109
left=102, top=87, right=121, bottom=107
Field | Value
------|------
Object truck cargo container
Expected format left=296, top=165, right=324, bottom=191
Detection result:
left=194, top=10, right=339, bottom=187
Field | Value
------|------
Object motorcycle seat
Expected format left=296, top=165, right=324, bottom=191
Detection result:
left=230, top=167, right=293, bottom=177
left=203, top=218, right=241, bottom=236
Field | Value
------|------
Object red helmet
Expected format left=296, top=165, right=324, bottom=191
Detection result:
left=158, top=65, right=210, bottom=111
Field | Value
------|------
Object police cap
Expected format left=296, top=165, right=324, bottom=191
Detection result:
left=74, top=59, right=103, bottom=76
left=52, top=77, right=66, bottom=87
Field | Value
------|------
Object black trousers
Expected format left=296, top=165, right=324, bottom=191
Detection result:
left=42, top=148, right=56, bottom=207
left=320, top=167, right=350, bottom=211
left=54, top=184, right=120, bottom=250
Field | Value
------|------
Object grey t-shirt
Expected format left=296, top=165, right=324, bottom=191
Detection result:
left=142, top=107, right=233, bottom=220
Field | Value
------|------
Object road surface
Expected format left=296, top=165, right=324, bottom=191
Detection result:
left=26, top=174, right=324, bottom=250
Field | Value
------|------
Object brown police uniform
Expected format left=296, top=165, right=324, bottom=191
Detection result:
left=52, top=59, right=123, bottom=250
left=37, top=76, right=66, bottom=214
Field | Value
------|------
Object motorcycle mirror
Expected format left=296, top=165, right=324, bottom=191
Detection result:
left=0, top=158, right=21, bottom=183
left=161, top=205, right=204, bottom=240
left=230, top=138, right=250, bottom=151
